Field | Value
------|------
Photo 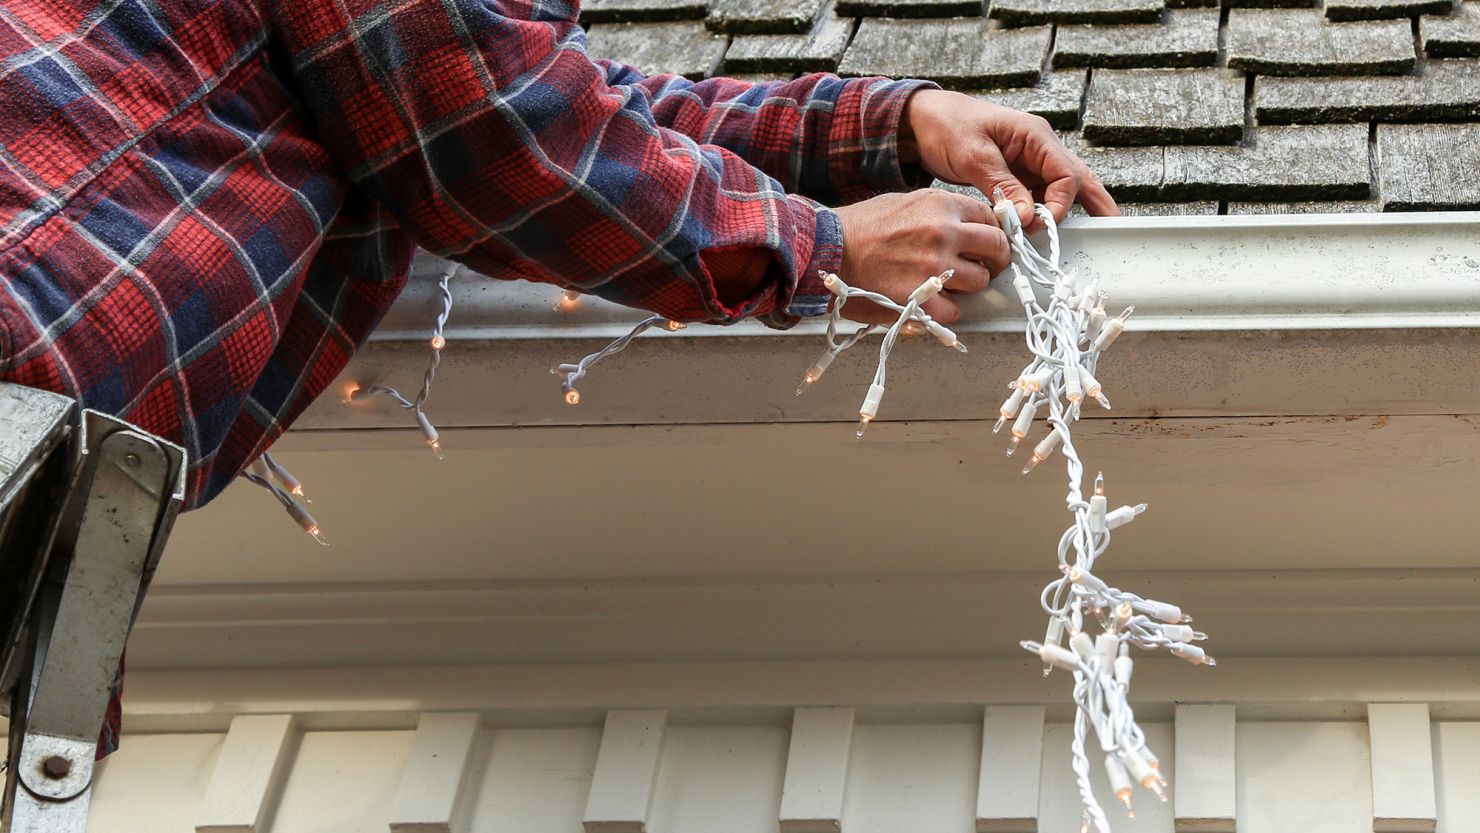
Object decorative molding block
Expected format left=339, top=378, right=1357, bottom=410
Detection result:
left=976, top=705, right=1046, bottom=832
left=388, top=712, right=482, bottom=833
left=584, top=709, right=668, bottom=832
left=779, top=707, right=855, bottom=832
left=1368, top=703, right=1438, bottom=832
left=1173, top=704, right=1236, bottom=832
left=195, top=714, right=296, bottom=833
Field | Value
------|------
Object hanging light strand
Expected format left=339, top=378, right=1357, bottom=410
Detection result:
left=551, top=312, right=686, bottom=405
left=799, top=194, right=1212, bottom=833
left=345, top=262, right=461, bottom=458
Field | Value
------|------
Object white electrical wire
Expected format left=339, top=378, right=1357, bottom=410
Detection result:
left=243, top=458, right=327, bottom=545
left=793, top=269, right=968, bottom=437
left=551, top=311, right=686, bottom=405
left=804, top=195, right=1214, bottom=832
left=347, top=262, right=461, bottom=457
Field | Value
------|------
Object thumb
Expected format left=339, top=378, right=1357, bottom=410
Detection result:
left=970, top=143, right=1036, bottom=230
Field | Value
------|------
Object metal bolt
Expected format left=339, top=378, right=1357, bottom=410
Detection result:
left=41, top=756, right=71, bottom=779
left=123, top=452, right=141, bottom=468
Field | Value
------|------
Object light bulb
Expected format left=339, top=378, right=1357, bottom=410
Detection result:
left=290, top=484, right=311, bottom=504
left=994, top=388, right=1027, bottom=433
left=427, top=438, right=445, bottom=460
left=346, top=384, right=374, bottom=405
left=1021, top=429, right=1063, bottom=474
left=857, top=383, right=884, bottom=438
left=430, top=335, right=446, bottom=350
left=901, top=320, right=925, bottom=337
left=1094, top=472, right=1105, bottom=496
left=1106, top=755, right=1134, bottom=813
left=287, top=501, right=328, bottom=547
left=662, top=319, right=686, bottom=332
left=797, top=370, right=819, bottom=396
left=555, top=290, right=581, bottom=311
left=565, top=389, right=581, bottom=405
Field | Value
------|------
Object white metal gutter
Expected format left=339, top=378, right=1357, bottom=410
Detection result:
left=297, top=212, right=1480, bottom=430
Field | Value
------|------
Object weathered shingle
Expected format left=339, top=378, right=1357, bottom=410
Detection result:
left=1227, top=200, right=1381, bottom=212
left=708, top=0, right=823, bottom=32
left=1325, top=0, right=1454, bottom=21
left=1423, top=1, right=1480, bottom=56
left=976, top=70, right=1089, bottom=129
left=1227, top=11, right=1417, bottom=76
left=1164, top=124, right=1371, bottom=200
left=1070, top=201, right=1220, bottom=215
left=582, top=0, right=708, bottom=24
left=988, top=0, right=1165, bottom=25
left=724, top=11, right=854, bottom=71
left=1257, top=59, right=1480, bottom=123
left=838, top=19, right=1051, bottom=87
left=1083, top=68, right=1245, bottom=144
left=1063, top=139, right=1168, bottom=200
left=1069, top=124, right=1372, bottom=201
left=1377, top=123, right=1480, bottom=208
left=585, top=22, right=728, bottom=79
left=1054, top=10, right=1220, bottom=68
left=836, top=0, right=984, bottom=17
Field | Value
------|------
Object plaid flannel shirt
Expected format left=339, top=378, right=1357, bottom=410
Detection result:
left=0, top=0, right=932, bottom=753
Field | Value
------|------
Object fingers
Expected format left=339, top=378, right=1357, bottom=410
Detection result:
left=954, top=223, right=1009, bottom=279
left=920, top=293, right=961, bottom=325
left=969, top=141, right=1037, bottom=229
left=1074, top=168, right=1120, bottom=216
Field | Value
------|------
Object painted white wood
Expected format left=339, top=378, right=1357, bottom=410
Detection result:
left=271, top=730, right=414, bottom=833
left=150, top=416, right=1480, bottom=618
left=90, top=733, right=224, bottom=833
left=1039, top=721, right=1175, bottom=833
left=118, top=659, right=1480, bottom=733
left=779, top=707, right=855, bottom=833
left=464, top=727, right=602, bottom=833
left=1238, top=721, right=1371, bottom=833
left=1172, top=705, right=1236, bottom=832
left=647, top=726, right=788, bottom=833
left=843, top=723, right=980, bottom=833
left=388, top=712, right=481, bottom=833
left=1431, top=721, right=1480, bottom=833
left=1368, top=704, right=1438, bottom=832
left=976, top=705, right=1045, bottom=832
left=195, top=714, right=296, bottom=833
left=583, top=709, right=668, bottom=832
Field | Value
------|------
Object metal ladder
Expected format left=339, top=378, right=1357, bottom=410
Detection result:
left=0, top=383, right=185, bottom=833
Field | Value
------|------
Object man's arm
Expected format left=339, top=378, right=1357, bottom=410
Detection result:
left=265, top=0, right=843, bottom=324
left=592, top=59, right=936, bottom=206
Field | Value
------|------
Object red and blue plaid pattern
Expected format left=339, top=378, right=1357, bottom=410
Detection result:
left=0, top=0, right=929, bottom=753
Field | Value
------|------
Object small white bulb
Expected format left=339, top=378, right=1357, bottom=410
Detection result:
left=857, top=383, right=885, bottom=438
left=1171, top=642, right=1216, bottom=666
left=1106, top=503, right=1148, bottom=529
left=994, top=388, right=1027, bottom=434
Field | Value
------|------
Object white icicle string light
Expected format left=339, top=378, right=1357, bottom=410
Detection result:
left=793, top=269, right=968, bottom=436
left=800, top=195, right=1213, bottom=832
left=244, top=457, right=328, bottom=546
left=345, top=262, right=461, bottom=458
left=551, top=311, right=686, bottom=405
left=988, top=193, right=1212, bottom=833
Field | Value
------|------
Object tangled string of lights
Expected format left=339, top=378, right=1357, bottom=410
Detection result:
left=796, top=195, right=1213, bottom=832
left=552, top=313, right=685, bottom=405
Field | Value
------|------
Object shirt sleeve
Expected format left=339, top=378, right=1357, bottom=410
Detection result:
left=264, top=0, right=875, bottom=324
left=594, top=59, right=939, bottom=206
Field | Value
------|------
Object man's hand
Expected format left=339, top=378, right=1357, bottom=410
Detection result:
left=900, top=90, right=1119, bottom=230
left=832, top=189, right=1009, bottom=324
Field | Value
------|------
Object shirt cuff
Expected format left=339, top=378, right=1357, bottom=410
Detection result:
left=761, top=195, right=843, bottom=329
left=829, top=77, right=941, bottom=204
